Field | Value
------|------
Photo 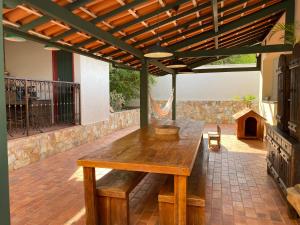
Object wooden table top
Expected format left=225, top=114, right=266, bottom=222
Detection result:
left=77, top=120, right=205, bottom=176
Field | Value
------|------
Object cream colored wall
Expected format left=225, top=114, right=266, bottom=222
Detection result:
left=74, top=54, right=110, bottom=125
left=260, top=4, right=300, bottom=124
left=4, top=40, right=53, bottom=80
left=151, top=64, right=261, bottom=101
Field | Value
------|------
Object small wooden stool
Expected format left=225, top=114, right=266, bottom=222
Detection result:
left=208, top=125, right=221, bottom=149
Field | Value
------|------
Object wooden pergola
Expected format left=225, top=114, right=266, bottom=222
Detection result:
left=0, top=0, right=295, bottom=224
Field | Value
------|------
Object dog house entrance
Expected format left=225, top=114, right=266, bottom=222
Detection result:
left=245, top=117, right=257, bottom=137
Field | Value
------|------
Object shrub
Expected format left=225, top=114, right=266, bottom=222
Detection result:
left=110, top=90, right=125, bottom=112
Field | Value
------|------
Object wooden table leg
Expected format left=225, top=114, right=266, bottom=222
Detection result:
left=83, top=167, right=99, bottom=225
left=174, top=175, right=187, bottom=225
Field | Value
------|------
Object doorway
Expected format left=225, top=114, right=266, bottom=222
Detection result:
left=52, top=51, right=74, bottom=124
left=245, top=117, right=257, bottom=137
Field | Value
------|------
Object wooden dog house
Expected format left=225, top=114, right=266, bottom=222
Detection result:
left=233, top=108, right=265, bottom=140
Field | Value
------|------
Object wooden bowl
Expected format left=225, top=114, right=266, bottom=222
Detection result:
left=154, top=125, right=180, bottom=135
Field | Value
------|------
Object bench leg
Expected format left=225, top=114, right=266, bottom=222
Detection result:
left=288, top=202, right=298, bottom=219
left=98, top=196, right=129, bottom=225
left=174, top=175, right=187, bottom=225
left=83, top=167, right=99, bottom=225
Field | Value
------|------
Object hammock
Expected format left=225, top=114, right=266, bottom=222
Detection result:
left=150, top=89, right=174, bottom=118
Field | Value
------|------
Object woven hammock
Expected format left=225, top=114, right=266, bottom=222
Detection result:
left=150, top=89, right=174, bottom=118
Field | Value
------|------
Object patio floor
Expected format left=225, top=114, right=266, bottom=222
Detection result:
left=9, top=124, right=300, bottom=225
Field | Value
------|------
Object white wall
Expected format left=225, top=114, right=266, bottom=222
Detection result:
left=151, top=64, right=261, bottom=101
left=4, top=40, right=53, bottom=80
left=74, top=54, right=110, bottom=125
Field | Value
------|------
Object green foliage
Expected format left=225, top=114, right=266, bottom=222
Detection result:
left=110, top=90, right=125, bottom=112
left=233, top=95, right=256, bottom=108
left=210, top=54, right=257, bottom=65
left=269, top=22, right=300, bottom=45
left=109, top=64, right=156, bottom=108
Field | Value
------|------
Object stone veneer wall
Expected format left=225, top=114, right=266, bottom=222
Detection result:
left=152, top=100, right=259, bottom=124
left=8, top=109, right=139, bottom=171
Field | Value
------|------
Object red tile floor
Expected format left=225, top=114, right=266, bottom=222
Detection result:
left=8, top=124, right=300, bottom=225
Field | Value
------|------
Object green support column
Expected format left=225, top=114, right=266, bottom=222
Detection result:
left=0, top=0, right=11, bottom=224
left=172, top=73, right=176, bottom=121
left=140, top=59, right=148, bottom=127
left=285, top=0, right=295, bottom=44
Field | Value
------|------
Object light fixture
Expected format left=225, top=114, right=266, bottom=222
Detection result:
left=5, top=33, right=26, bottom=42
left=144, top=43, right=173, bottom=58
left=44, top=44, right=60, bottom=51
left=166, top=58, right=186, bottom=69
left=177, top=67, right=193, bottom=74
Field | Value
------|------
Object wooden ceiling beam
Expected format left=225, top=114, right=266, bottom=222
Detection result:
left=4, top=25, right=116, bottom=65
left=18, top=0, right=144, bottom=58
left=149, top=59, right=175, bottom=74
left=168, top=1, right=288, bottom=51
left=50, top=0, right=147, bottom=42
left=113, top=0, right=274, bottom=62
left=211, top=0, right=219, bottom=49
left=176, top=44, right=293, bottom=58
left=89, top=0, right=190, bottom=53
left=19, top=0, right=91, bottom=32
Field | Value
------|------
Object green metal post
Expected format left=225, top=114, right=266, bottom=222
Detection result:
left=172, top=73, right=176, bottom=121
left=140, top=59, right=148, bottom=128
left=0, top=0, right=11, bottom=224
left=285, top=0, right=295, bottom=44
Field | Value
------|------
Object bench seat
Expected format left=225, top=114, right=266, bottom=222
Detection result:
left=96, top=170, right=146, bottom=225
left=158, top=139, right=209, bottom=225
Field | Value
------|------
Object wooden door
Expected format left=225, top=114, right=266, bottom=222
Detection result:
left=52, top=51, right=74, bottom=124
left=277, top=54, right=291, bottom=132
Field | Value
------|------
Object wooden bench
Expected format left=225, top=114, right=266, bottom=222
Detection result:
left=158, top=139, right=209, bottom=225
left=96, top=170, right=146, bottom=225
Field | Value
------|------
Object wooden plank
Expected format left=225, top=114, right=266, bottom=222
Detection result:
left=21, top=0, right=144, bottom=59
left=169, top=1, right=288, bottom=51
left=174, top=175, right=187, bottom=225
left=176, top=44, right=293, bottom=58
left=83, top=167, right=99, bottom=225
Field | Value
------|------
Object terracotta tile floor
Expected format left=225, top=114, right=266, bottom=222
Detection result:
left=9, top=124, right=300, bottom=225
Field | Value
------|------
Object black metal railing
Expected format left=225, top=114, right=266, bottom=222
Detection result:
left=5, top=77, right=80, bottom=138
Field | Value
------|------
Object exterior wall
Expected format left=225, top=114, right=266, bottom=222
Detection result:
left=151, top=66, right=261, bottom=124
left=8, top=109, right=139, bottom=171
left=152, top=100, right=258, bottom=124
left=151, top=65, right=261, bottom=101
left=74, top=54, right=110, bottom=125
left=4, top=40, right=53, bottom=80
left=260, top=8, right=300, bottom=124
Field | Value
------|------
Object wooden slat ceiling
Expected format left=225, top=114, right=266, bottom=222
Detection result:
left=3, top=0, right=285, bottom=75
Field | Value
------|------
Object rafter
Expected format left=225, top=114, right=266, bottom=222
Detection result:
left=19, top=0, right=91, bottom=32
left=149, top=59, right=175, bottom=74
left=89, top=0, right=190, bottom=53
left=175, top=44, right=293, bottom=58
left=102, top=0, right=214, bottom=57
left=168, top=1, right=288, bottom=51
left=211, top=0, right=219, bottom=49
left=111, top=0, right=271, bottom=61
left=50, top=0, right=147, bottom=42
left=18, top=0, right=144, bottom=58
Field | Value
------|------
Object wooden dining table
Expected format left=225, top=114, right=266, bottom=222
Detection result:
left=77, top=120, right=205, bottom=225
